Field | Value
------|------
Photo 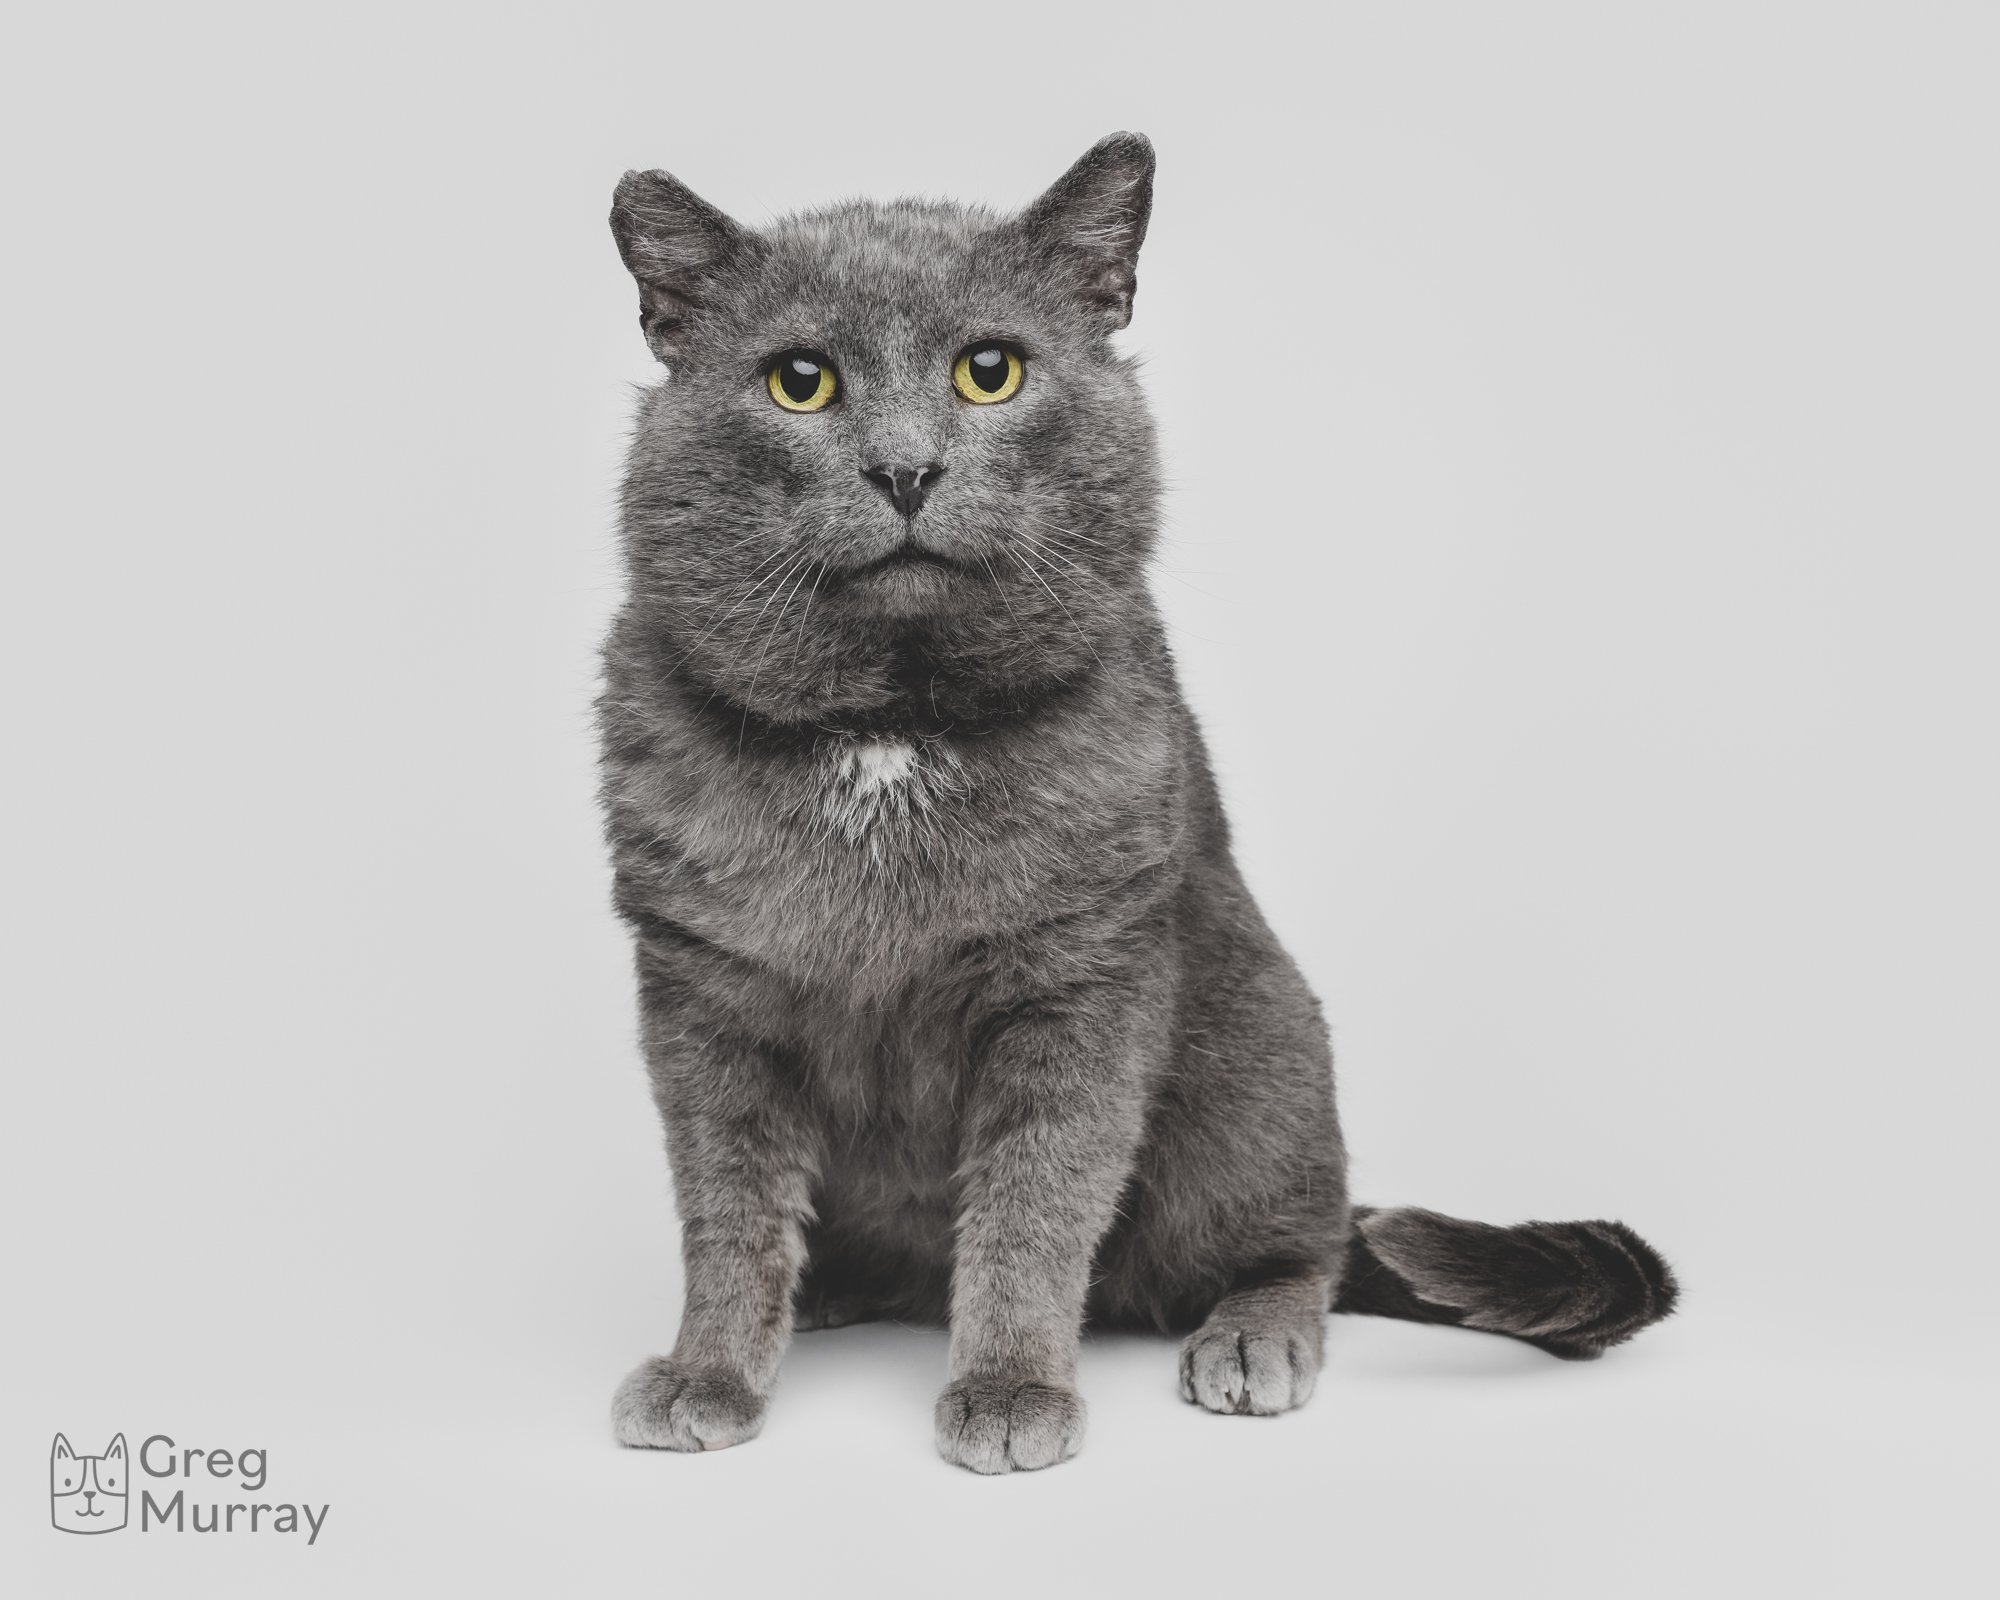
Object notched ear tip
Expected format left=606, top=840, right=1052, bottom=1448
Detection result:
left=608, top=166, right=748, bottom=262
left=612, top=167, right=684, bottom=211
left=1033, top=131, right=1156, bottom=233
left=1021, top=132, right=1156, bottom=330
left=607, top=164, right=750, bottom=363
left=1066, top=132, right=1156, bottom=201
left=1092, top=130, right=1156, bottom=168
left=610, top=169, right=692, bottom=249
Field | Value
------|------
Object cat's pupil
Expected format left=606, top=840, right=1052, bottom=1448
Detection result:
left=778, top=356, right=823, bottom=403
left=969, top=347, right=1007, bottom=392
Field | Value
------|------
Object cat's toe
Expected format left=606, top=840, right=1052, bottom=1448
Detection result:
left=1179, top=1325, right=1319, bottom=1416
left=934, top=1377, right=1085, bottom=1473
left=612, top=1357, right=765, bottom=1452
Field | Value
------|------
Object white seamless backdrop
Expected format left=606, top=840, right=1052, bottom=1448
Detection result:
left=3, top=4, right=1993, bottom=1597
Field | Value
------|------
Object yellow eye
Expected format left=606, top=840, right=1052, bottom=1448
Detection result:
left=767, top=350, right=838, bottom=413
left=952, top=343, right=1024, bottom=404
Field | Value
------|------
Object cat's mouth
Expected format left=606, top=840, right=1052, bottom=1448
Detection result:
left=826, top=542, right=975, bottom=618
left=847, top=547, right=961, bottom=578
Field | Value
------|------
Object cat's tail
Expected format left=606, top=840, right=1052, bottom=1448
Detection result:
left=1332, top=1205, right=1679, bottom=1359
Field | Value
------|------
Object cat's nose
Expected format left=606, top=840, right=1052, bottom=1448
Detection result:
left=861, top=461, right=945, bottom=518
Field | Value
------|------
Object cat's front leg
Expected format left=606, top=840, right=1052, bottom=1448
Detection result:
left=612, top=944, right=818, bottom=1453
left=936, top=973, right=1163, bottom=1474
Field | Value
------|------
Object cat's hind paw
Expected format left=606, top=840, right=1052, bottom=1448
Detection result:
left=1179, top=1277, right=1327, bottom=1416
left=793, top=1294, right=887, bottom=1331
left=612, top=1357, right=765, bottom=1452
left=934, top=1377, right=1085, bottom=1474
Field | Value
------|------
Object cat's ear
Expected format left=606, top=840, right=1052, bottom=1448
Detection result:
left=610, top=169, right=758, bottom=365
left=1015, top=132, right=1155, bottom=331
left=53, top=1434, right=76, bottom=1461
left=104, top=1434, right=128, bottom=1461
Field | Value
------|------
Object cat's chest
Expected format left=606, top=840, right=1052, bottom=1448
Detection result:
left=620, top=730, right=1054, bottom=985
left=610, top=690, right=1182, bottom=995
left=816, top=734, right=957, bottom=848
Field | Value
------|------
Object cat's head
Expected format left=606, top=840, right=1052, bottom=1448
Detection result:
left=608, top=135, right=1161, bottom=726
left=50, top=1433, right=129, bottom=1534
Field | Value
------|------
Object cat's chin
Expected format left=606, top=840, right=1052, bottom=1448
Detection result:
left=829, top=552, right=969, bottom=618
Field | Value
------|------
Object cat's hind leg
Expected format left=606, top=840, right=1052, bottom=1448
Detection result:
left=1178, top=1270, right=1329, bottom=1416
left=793, top=1291, right=897, bottom=1331
left=791, top=1235, right=947, bottom=1331
left=792, top=1255, right=877, bottom=1331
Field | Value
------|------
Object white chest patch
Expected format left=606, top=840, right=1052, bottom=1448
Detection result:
left=843, top=737, right=918, bottom=795
left=820, top=736, right=960, bottom=844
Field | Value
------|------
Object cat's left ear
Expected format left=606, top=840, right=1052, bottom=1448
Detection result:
left=610, top=168, right=760, bottom=365
left=103, top=1434, right=127, bottom=1461
left=1014, top=132, right=1155, bottom=331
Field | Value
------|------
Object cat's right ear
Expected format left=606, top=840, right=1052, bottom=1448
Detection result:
left=52, top=1434, right=75, bottom=1461
left=610, top=170, right=757, bottom=365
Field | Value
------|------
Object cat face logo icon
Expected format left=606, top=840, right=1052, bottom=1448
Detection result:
left=51, top=1434, right=128, bottom=1533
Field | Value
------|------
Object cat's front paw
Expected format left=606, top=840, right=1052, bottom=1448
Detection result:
left=612, top=1357, right=765, bottom=1452
left=934, top=1376, right=1085, bottom=1474
left=1179, top=1319, right=1321, bottom=1416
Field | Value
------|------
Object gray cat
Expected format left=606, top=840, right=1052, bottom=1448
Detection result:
left=599, top=133, right=1676, bottom=1474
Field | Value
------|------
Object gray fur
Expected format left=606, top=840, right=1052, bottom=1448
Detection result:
left=599, top=134, right=1677, bottom=1473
